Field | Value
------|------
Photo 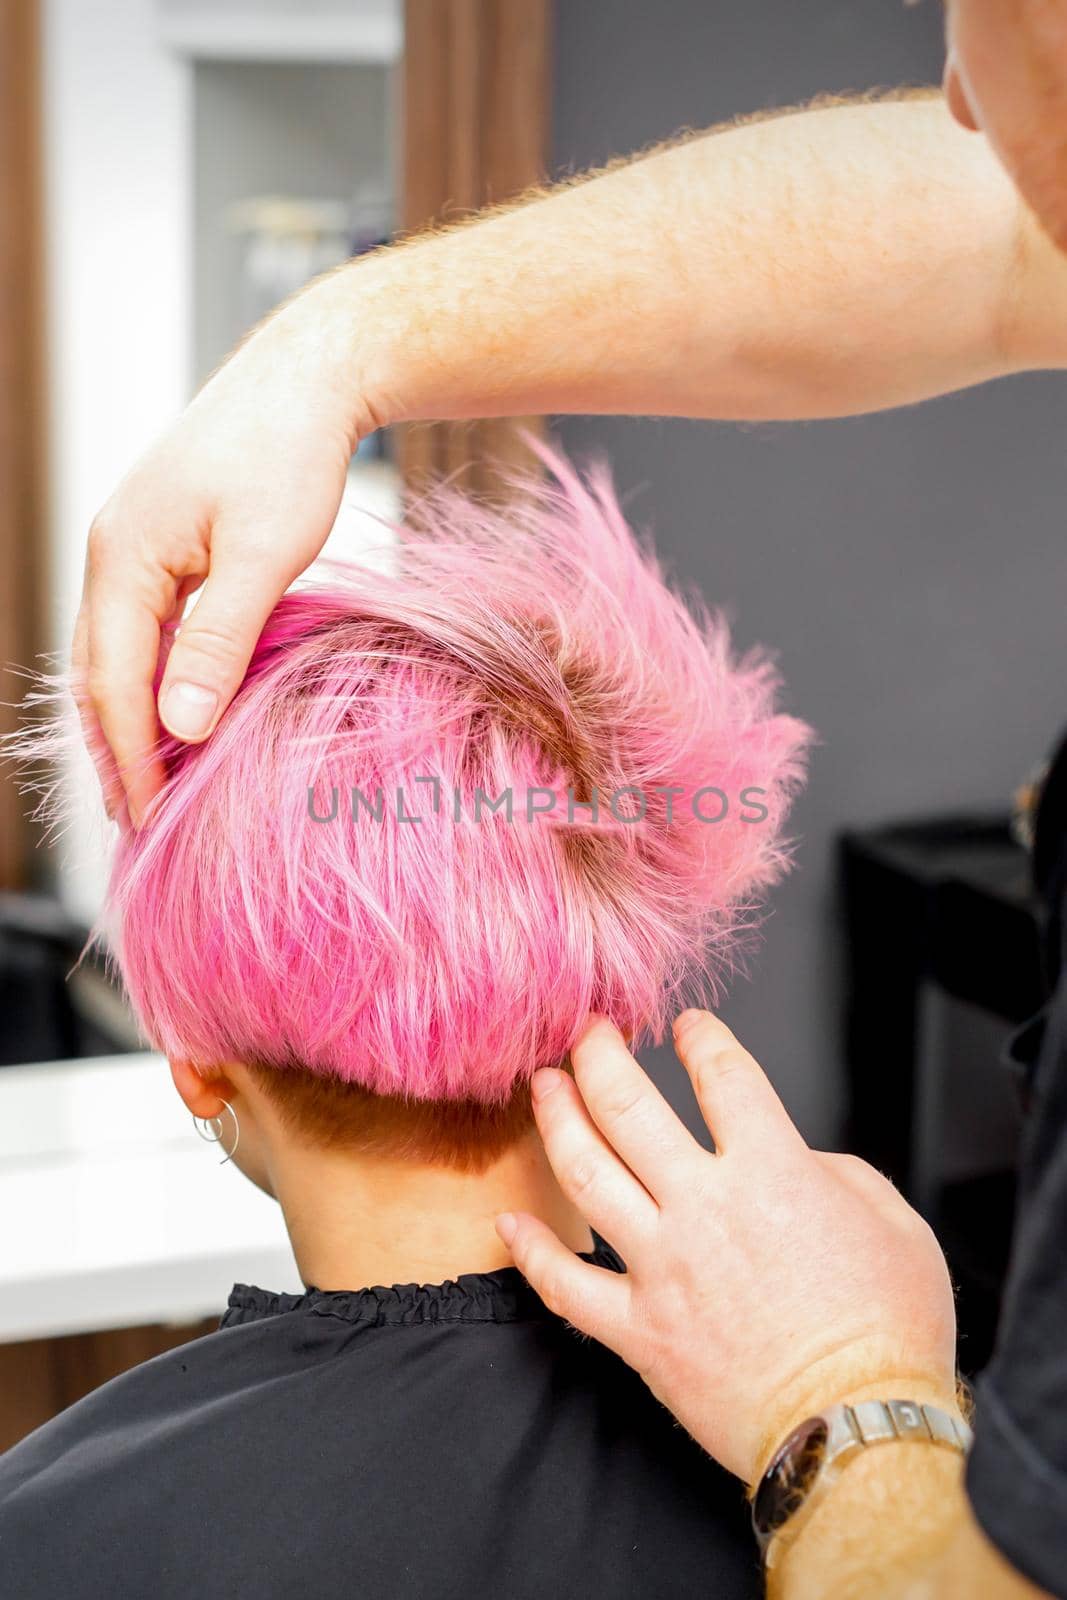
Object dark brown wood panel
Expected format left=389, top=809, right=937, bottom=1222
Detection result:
left=0, top=0, right=47, bottom=889
left=399, top=0, right=551, bottom=496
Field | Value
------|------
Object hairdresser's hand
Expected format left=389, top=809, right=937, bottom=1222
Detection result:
left=73, top=274, right=377, bottom=825
left=497, top=1012, right=959, bottom=1485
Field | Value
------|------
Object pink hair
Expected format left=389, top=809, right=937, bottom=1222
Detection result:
left=38, top=451, right=813, bottom=1102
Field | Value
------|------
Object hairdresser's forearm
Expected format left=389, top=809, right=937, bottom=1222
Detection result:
left=771, top=1428, right=1045, bottom=1600
left=301, top=93, right=1067, bottom=440
left=83, top=89, right=1067, bottom=819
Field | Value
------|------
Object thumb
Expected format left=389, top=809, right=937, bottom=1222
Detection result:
left=157, top=559, right=286, bottom=742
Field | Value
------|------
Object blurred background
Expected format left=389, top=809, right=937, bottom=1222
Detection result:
left=2, top=0, right=1064, bottom=1447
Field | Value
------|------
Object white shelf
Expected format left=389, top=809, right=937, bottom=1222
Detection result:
left=0, top=1053, right=300, bottom=1343
left=303, top=458, right=400, bottom=581
left=158, top=2, right=402, bottom=65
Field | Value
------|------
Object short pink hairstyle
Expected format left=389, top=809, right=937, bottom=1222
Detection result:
left=103, top=451, right=810, bottom=1103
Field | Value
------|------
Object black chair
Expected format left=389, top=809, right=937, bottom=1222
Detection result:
left=839, top=818, right=1045, bottom=1374
left=0, top=892, right=139, bottom=1065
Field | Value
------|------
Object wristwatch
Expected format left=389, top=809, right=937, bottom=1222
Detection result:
left=751, top=1398, right=973, bottom=1569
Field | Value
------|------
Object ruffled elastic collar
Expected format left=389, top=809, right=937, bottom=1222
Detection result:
left=223, top=1239, right=623, bottom=1329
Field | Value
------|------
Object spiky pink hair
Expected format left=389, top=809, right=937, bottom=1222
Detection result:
left=92, top=452, right=812, bottom=1102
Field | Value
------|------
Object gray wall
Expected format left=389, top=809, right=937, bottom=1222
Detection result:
left=552, top=0, right=1067, bottom=1146
left=193, top=61, right=390, bottom=383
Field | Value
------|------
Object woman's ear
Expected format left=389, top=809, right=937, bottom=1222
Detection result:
left=168, top=1057, right=234, bottom=1120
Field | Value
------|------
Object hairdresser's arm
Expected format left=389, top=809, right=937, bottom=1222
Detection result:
left=767, top=1454, right=1046, bottom=1599
left=82, top=92, right=1067, bottom=821
left=496, top=1014, right=1048, bottom=1599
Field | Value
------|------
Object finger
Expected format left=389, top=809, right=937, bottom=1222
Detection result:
left=672, top=1010, right=807, bottom=1159
left=86, top=576, right=169, bottom=827
left=570, top=1017, right=704, bottom=1203
left=71, top=602, right=125, bottom=822
left=531, top=1067, right=659, bottom=1245
left=156, top=553, right=287, bottom=744
left=496, top=1210, right=632, bottom=1346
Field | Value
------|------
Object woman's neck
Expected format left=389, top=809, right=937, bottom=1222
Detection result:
left=268, top=1128, right=594, bottom=1291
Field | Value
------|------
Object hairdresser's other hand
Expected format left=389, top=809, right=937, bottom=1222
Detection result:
left=74, top=276, right=376, bottom=825
left=497, top=1012, right=958, bottom=1485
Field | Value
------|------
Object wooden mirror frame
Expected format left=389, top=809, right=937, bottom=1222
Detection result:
left=0, top=0, right=47, bottom=890
left=399, top=0, right=551, bottom=496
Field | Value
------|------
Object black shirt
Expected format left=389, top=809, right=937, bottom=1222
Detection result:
left=0, top=1242, right=759, bottom=1599
left=966, top=734, right=1067, bottom=1598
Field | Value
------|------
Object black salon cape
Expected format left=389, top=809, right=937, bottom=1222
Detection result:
left=966, top=732, right=1067, bottom=1600
left=0, top=1242, right=758, bottom=1599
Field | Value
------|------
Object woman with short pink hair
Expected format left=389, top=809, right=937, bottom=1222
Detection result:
left=0, top=452, right=809, bottom=1599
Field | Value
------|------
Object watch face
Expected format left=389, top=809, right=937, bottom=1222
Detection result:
left=752, top=1416, right=830, bottom=1538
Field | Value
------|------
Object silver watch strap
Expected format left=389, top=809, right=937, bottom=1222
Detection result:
left=761, top=1399, right=973, bottom=1570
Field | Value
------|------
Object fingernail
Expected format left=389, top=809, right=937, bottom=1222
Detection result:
left=161, top=682, right=218, bottom=740
left=495, top=1213, right=517, bottom=1246
left=531, top=1068, right=562, bottom=1102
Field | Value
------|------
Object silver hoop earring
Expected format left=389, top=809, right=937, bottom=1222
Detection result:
left=192, top=1099, right=240, bottom=1165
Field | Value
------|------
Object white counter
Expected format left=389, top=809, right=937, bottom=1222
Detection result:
left=0, top=1053, right=301, bottom=1344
